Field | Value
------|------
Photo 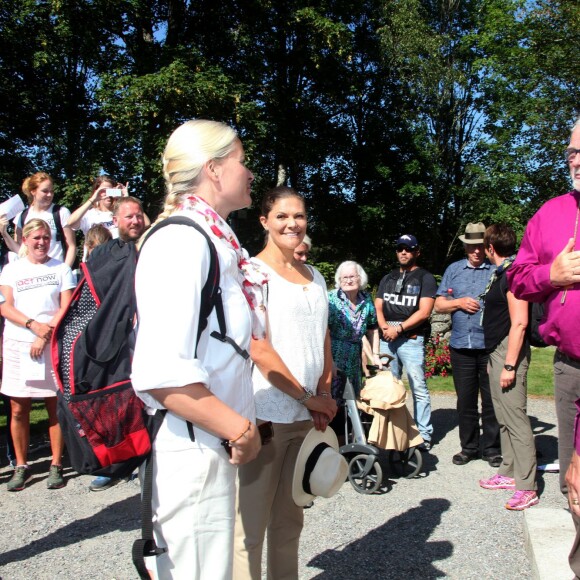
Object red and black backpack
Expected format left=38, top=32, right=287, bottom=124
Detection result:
left=51, top=216, right=223, bottom=479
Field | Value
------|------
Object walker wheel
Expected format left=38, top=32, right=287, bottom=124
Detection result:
left=347, top=454, right=383, bottom=494
left=388, top=447, right=423, bottom=479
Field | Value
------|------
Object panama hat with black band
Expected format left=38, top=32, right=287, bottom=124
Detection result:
left=458, top=222, right=486, bottom=244
left=292, top=427, right=349, bottom=507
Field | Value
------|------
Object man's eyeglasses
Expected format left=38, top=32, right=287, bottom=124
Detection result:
left=396, top=245, right=416, bottom=253
left=566, top=148, right=580, bottom=163
left=341, top=275, right=359, bottom=282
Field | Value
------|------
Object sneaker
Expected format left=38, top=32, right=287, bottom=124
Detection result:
left=505, top=490, right=539, bottom=511
left=419, top=441, right=432, bottom=452
left=479, top=473, right=516, bottom=490
left=47, top=465, right=65, bottom=489
left=7, top=465, right=30, bottom=492
left=89, top=476, right=118, bottom=491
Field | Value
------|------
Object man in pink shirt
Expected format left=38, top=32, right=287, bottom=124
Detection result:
left=507, top=116, right=580, bottom=576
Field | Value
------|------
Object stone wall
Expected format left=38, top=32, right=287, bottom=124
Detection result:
left=430, top=312, right=451, bottom=341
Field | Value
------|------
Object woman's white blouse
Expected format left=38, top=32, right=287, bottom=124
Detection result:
left=252, top=259, right=329, bottom=424
left=131, top=210, right=255, bottom=450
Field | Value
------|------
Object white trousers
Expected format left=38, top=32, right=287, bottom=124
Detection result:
left=147, top=445, right=237, bottom=580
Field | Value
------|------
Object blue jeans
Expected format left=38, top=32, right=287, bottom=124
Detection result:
left=380, top=336, right=433, bottom=442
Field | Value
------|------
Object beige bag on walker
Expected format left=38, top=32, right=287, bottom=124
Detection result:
left=358, top=370, right=423, bottom=451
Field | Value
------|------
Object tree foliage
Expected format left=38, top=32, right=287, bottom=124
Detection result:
left=0, top=0, right=578, bottom=280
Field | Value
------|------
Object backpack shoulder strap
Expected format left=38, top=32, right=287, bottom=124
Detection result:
left=18, top=207, right=30, bottom=230
left=132, top=446, right=167, bottom=579
left=141, top=216, right=221, bottom=353
left=52, top=204, right=63, bottom=242
left=141, top=216, right=249, bottom=360
left=52, top=204, right=70, bottom=259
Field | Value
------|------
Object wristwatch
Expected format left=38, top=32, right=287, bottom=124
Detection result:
left=504, top=364, right=515, bottom=372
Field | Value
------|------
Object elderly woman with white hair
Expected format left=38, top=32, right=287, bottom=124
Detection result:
left=328, top=261, right=381, bottom=397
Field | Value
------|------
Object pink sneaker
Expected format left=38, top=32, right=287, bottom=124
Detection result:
left=479, top=473, right=516, bottom=490
left=505, top=490, right=539, bottom=511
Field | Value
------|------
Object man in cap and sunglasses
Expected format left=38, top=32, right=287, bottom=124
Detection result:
left=435, top=223, right=501, bottom=467
left=507, top=116, right=580, bottom=576
left=375, top=234, right=437, bottom=450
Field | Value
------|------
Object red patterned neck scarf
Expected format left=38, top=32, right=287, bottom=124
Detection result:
left=178, top=194, right=268, bottom=338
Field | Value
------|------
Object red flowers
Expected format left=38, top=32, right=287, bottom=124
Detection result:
left=425, top=335, right=452, bottom=378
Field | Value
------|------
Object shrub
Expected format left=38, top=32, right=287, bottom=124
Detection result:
left=314, top=261, right=337, bottom=288
left=425, top=335, right=452, bottom=378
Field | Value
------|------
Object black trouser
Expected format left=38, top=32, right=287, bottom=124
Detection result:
left=450, top=347, right=500, bottom=457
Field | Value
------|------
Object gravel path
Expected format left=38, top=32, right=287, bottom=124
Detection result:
left=0, top=393, right=568, bottom=579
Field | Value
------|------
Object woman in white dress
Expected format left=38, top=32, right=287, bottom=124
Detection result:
left=234, top=186, right=338, bottom=580
left=0, top=219, right=75, bottom=491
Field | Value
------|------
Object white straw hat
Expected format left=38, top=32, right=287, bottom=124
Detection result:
left=292, top=427, right=348, bottom=507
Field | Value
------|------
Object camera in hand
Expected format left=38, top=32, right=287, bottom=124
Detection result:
left=105, top=188, right=123, bottom=197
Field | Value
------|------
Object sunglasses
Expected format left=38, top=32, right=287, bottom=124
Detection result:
left=396, top=245, right=416, bottom=253
left=394, top=272, right=406, bottom=293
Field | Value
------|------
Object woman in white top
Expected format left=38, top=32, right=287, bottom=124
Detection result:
left=0, top=219, right=76, bottom=492
left=67, top=174, right=150, bottom=261
left=131, top=119, right=262, bottom=579
left=233, top=186, right=338, bottom=580
left=0, top=172, right=77, bottom=267
left=67, top=174, right=122, bottom=239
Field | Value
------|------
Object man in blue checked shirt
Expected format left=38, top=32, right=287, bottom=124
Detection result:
left=434, top=223, right=501, bottom=467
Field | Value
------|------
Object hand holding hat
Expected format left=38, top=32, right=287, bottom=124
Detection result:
left=292, top=427, right=348, bottom=507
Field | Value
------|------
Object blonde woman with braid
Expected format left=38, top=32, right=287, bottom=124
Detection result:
left=131, top=119, right=262, bottom=578
left=0, top=219, right=75, bottom=491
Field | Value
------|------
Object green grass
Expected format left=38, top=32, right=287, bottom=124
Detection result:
left=427, top=346, right=556, bottom=398
left=0, top=400, right=50, bottom=437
